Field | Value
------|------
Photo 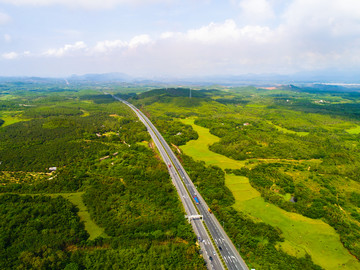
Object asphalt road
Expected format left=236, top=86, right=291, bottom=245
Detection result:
left=111, top=94, right=249, bottom=270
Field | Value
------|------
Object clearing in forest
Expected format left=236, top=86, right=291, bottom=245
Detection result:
left=50, top=192, right=108, bottom=240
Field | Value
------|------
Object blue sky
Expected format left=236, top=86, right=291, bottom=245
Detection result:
left=0, top=0, right=360, bottom=78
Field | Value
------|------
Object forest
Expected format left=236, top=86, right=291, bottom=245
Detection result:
left=0, top=84, right=205, bottom=269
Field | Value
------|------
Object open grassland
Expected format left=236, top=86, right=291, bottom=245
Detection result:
left=239, top=197, right=359, bottom=270
left=267, top=121, right=309, bottom=136
left=0, top=111, right=28, bottom=127
left=180, top=118, right=246, bottom=169
left=225, top=174, right=259, bottom=202
left=0, top=94, right=18, bottom=100
left=180, top=118, right=359, bottom=270
left=346, top=125, right=360, bottom=134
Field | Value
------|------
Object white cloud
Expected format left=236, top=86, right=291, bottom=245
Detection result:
left=0, top=0, right=172, bottom=9
left=283, top=0, right=360, bottom=34
left=186, top=20, right=240, bottom=42
left=41, top=35, right=152, bottom=58
left=2, top=52, right=18, bottom=59
left=238, top=0, right=275, bottom=24
left=92, top=35, right=151, bottom=54
left=93, top=40, right=127, bottom=53
left=128, top=34, right=151, bottom=48
left=162, top=20, right=272, bottom=45
left=3, top=0, right=360, bottom=76
left=0, top=12, right=11, bottom=25
left=43, top=41, right=87, bottom=57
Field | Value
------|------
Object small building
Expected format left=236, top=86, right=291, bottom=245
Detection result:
left=49, top=167, right=57, bottom=171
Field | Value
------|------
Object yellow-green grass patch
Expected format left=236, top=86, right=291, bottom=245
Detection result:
left=109, top=113, right=123, bottom=119
left=137, top=141, right=150, bottom=148
left=268, top=121, right=309, bottom=136
left=80, top=109, right=90, bottom=117
left=0, top=94, right=17, bottom=100
left=0, top=111, right=28, bottom=127
left=102, top=131, right=118, bottom=137
left=179, top=118, right=246, bottom=169
left=346, top=125, right=360, bottom=134
left=239, top=197, right=359, bottom=270
left=225, top=174, right=259, bottom=202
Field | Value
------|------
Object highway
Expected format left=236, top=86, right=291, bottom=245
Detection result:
left=110, top=94, right=249, bottom=270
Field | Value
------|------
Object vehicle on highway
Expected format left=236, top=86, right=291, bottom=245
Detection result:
left=209, top=256, right=213, bottom=261
left=208, top=208, right=212, bottom=214
left=193, top=195, right=200, bottom=205
left=168, top=163, right=171, bottom=168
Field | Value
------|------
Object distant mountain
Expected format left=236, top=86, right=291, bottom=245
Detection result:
left=280, top=83, right=360, bottom=93
left=1, top=69, right=359, bottom=86
left=68, top=72, right=133, bottom=82
left=0, top=76, right=65, bottom=84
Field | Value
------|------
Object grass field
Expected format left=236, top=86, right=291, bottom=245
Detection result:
left=346, top=125, right=360, bottom=134
left=180, top=118, right=246, bottom=169
left=50, top=192, right=108, bottom=240
left=179, top=118, right=359, bottom=270
left=0, top=111, right=28, bottom=127
left=268, top=121, right=309, bottom=136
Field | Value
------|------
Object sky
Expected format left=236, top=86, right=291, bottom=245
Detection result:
left=0, top=0, right=360, bottom=78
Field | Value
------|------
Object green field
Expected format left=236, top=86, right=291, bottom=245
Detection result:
left=50, top=192, right=108, bottom=240
left=267, top=121, right=309, bottom=136
left=0, top=111, right=28, bottom=127
left=180, top=118, right=246, bottom=169
left=180, top=118, right=360, bottom=270
left=239, top=197, right=360, bottom=270
left=346, top=125, right=360, bottom=134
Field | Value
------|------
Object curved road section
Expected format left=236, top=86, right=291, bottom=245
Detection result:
left=111, top=94, right=249, bottom=270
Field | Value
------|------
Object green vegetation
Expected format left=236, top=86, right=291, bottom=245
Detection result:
left=346, top=125, right=360, bottom=134
left=0, top=194, right=88, bottom=269
left=2, top=82, right=360, bottom=269
left=0, top=85, right=205, bottom=269
left=179, top=154, right=322, bottom=270
left=179, top=118, right=246, bottom=169
left=51, top=192, right=107, bottom=240
left=132, top=86, right=360, bottom=269
left=179, top=120, right=359, bottom=270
